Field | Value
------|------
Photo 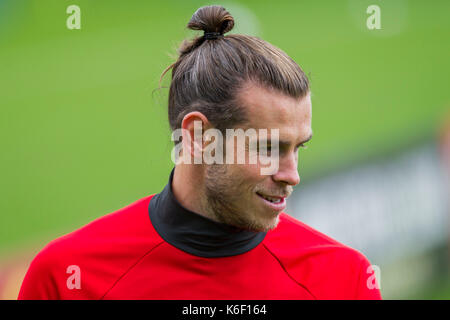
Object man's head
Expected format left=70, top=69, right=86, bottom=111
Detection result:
left=162, top=5, right=312, bottom=232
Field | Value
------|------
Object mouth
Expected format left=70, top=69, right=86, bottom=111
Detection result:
left=256, top=192, right=287, bottom=211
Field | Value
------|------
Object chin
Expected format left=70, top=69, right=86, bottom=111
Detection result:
left=247, top=213, right=280, bottom=232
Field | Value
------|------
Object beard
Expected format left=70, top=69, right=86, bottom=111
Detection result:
left=203, top=164, right=282, bottom=232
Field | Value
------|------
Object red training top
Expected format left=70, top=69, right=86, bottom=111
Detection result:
left=19, top=171, right=382, bottom=300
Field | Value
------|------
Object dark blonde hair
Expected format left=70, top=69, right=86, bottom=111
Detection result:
left=161, top=5, right=310, bottom=132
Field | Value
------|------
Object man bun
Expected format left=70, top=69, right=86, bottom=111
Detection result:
left=187, top=5, right=234, bottom=35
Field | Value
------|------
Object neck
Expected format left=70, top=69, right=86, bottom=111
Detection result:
left=148, top=168, right=267, bottom=258
left=172, top=164, right=216, bottom=222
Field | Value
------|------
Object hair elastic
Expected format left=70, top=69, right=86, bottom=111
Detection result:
left=204, top=32, right=222, bottom=40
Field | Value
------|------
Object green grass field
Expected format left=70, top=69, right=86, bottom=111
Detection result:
left=1, top=0, right=449, bottom=258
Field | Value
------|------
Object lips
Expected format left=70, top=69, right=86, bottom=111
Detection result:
left=257, top=193, right=283, bottom=203
left=256, top=192, right=287, bottom=211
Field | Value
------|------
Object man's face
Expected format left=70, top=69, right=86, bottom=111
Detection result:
left=203, top=83, right=312, bottom=232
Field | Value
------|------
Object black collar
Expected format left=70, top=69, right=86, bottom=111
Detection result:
left=148, top=169, right=266, bottom=257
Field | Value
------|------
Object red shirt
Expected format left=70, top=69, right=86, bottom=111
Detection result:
left=18, top=173, right=382, bottom=300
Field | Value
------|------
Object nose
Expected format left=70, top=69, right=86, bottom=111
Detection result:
left=272, top=152, right=300, bottom=186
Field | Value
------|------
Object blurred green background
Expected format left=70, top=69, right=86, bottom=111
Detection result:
left=0, top=0, right=449, bottom=299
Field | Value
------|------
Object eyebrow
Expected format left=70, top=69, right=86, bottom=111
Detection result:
left=277, top=132, right=313, bottom=149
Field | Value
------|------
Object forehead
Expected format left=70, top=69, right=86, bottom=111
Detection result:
left=236, top=83, right=312, bottom=140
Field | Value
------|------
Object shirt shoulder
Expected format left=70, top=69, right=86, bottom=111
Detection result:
left=263, top=213, right=382, bottom=299
left=18, top=194, right=163, bottom=299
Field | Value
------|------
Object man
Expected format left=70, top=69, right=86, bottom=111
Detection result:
left=19, top=5, right=381, bottom=299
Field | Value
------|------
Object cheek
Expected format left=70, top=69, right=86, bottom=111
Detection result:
left=232, top=164, right=267, bottom=192
left=234, top=162, right=261, bottom=179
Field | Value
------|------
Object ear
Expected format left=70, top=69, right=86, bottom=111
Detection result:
left=180, top=112, right=213, bottom=163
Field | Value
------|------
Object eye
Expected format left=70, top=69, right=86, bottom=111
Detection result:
left=252, top=141, right=272, bottom=155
